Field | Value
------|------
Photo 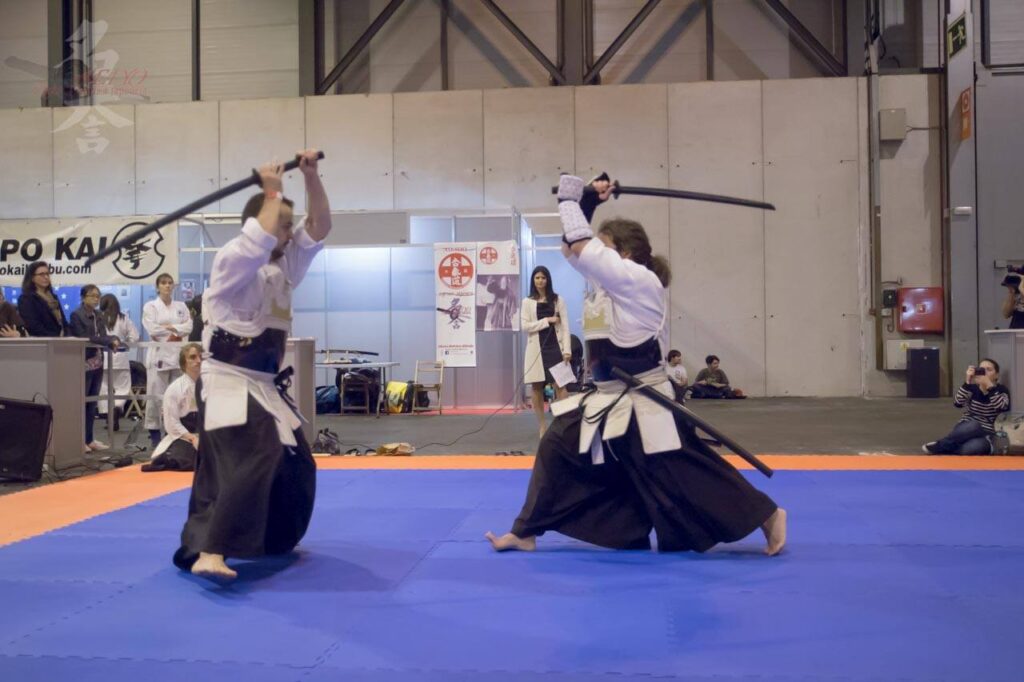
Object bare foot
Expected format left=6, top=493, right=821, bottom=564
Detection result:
left=761, top=508, right=787, bottom=556
left=191, top=552, right=238, bottom=581
left=485, top=531, right=536, bottom=552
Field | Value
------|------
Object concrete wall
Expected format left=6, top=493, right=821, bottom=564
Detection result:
left=869, top=73, right=947, bottom=396
left=0, top=75, right=943, bottom=397
left=976, top=68, right=1024, bottom=325
left=0, top=0, right=48, bottom=109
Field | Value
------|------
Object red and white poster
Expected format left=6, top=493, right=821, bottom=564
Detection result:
left=475, top=241, right=520, bottom=332
left=434, top=243, right=477, bottom=367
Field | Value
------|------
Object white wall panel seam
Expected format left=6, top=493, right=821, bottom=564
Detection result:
left=857, top=77, right=868, bottom=396
left=392, top=93, right=397, bottom=211
left=664, top=80, right=671, bottom=333
left=481, top=89, right=487, bottom=209
left=759, top=80, right=767, bottom=396
left=133, top=104, right=138, bottom=215
left=50, top=109, right=56, bottom=218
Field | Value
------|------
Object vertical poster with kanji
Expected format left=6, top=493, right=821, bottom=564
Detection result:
left=434, top=243, right=477, bottom=367
left=475, top=241, right=520, bottom=331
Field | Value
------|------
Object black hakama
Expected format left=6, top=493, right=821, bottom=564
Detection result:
left=172, top=382, right=316, bottom=570
left=142, top=412, right=198, bottom=472
left=511, top=409, right=777, bottom=552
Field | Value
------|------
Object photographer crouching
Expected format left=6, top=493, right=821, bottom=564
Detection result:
left=923, top=359, right=1010, bottom=455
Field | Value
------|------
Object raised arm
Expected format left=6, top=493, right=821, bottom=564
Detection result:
left=298, top=149, right=331, bottom=243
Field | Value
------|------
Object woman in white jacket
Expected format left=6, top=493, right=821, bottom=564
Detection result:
left=98, top=294, right=140, bottom=423
left=521, top=265, right=572, bottom=436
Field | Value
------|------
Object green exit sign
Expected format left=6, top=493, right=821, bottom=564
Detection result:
left=947, top=13, right=967, bottom=59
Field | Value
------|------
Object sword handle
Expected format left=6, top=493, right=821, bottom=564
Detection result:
left=251, top=150, right=326, bottom=187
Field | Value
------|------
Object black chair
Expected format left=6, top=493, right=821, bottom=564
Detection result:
left=123, top=360, right=148, bottom=421
left=337, top=367, right=381, bottom=414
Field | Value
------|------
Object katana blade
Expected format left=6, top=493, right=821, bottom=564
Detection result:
left=551, top=181, right=775, bottom=211
left=84, top=151, right=325, bottom=267
left=613, top=185, right=775, bottom=211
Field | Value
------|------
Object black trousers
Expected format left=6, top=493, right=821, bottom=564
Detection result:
left=84, top=368, right=102, bottom=444
left=512, top=409, right=777, bottom=552
left=173, top=380, right=316, bottom=569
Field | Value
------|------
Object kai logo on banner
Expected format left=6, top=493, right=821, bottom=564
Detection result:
left=0, top=217, right=177, bottom=287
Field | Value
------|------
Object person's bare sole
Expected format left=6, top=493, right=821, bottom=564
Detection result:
left=191, top=552, right=238, bottom=581
left=485, top=531, right=536, bottom=552
left=762, top=508, right=787, bottom=556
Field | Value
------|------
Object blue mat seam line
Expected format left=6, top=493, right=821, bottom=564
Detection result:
left=48, top=532, right=167, bottom=540
left=0, top=652, right=317, bottom=670
left=391, top=541, right=445, bottom=589
left=2, top=583, right=135, bottom=649
left=0, top=577, right=133, bottom=586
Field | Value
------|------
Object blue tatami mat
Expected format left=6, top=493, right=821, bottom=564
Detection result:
left=2, top=469, right=1023, bottom=682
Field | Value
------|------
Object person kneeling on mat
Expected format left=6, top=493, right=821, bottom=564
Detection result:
left=143, top=343, right=203, bottom=472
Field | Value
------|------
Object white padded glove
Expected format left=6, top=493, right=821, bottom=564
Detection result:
left=557, top=175, right=593, bottom=244
left=557, top=174, right=585, bottom=202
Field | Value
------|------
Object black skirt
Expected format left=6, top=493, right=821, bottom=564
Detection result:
left=511, top=409, right=777, bottom=552
left=535, top=300, right=563, bottom=385
left=173, top=380, right=316, bottom=569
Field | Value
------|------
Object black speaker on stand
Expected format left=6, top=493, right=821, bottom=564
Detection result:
left=907, top=347, right=941, bottom=398
left=0, top=397, right=53, bottom=481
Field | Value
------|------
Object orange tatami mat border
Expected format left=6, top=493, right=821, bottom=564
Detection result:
left=2, top=454, right=1023, bottom=546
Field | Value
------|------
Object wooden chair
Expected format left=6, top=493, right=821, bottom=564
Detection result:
left=412, top=360, right=444, bottom=414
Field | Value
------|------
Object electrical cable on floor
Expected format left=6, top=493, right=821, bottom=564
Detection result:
left=412, top=351, right=550, bottom=451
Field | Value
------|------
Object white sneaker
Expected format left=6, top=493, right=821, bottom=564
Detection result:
left=88, top=440, right=110, bottom=451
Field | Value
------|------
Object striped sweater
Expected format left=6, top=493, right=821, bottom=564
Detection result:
left=954, top=383, right=1011, bottom=433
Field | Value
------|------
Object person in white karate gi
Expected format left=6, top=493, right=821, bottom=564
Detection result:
left=142, top=273, right=192, bottom=445
left=97, top=294, right=140, bottom=425
left=173, top=149, right=331, bottom=581
left=143, top=342, right=202, bottom=472
left=487, top=174, right=786, bottom=556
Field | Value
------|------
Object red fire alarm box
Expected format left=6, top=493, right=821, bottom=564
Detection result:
left=897, top=287, right=944, bottom=334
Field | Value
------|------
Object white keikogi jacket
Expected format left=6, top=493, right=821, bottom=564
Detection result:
left=200, top=217, right=323, bottom=446
left=103, top=314, right=140, bottom=371
left=151, top=373, right=197, bottom=459
left=551, top=235, right=680, bottom=463
left=142, top=298, right=192, bottom=371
